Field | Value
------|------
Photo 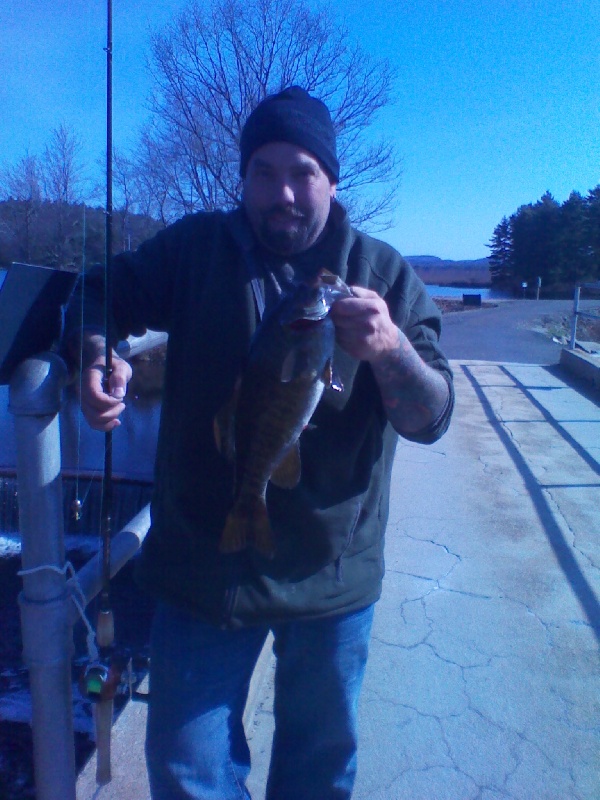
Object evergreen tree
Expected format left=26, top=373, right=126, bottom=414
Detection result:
left=556, top=191, right=593, bottom=285
left=584, top=186, right=600, bottom=280
left=488, top=216, right=513, bottom=287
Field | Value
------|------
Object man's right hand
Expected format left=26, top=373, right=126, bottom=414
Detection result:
left=80, top=353, right=132, bottom=432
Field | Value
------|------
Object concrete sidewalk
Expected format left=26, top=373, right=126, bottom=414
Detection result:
left=248, top=361, right=600, bottom=799
left=79, top=360, right=600, bottom=799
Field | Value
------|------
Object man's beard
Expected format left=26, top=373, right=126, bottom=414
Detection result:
left=257, top=205, right=319, bottom=255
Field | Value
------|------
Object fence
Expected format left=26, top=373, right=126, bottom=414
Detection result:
left=569, top=281, right=600, bottom=350
left=9, top=331, right=164, bottom=800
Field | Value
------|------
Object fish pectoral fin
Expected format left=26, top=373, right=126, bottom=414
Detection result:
left=321, top=360, right=333, bottom=387
left=270, top=442, right=301, bottom=489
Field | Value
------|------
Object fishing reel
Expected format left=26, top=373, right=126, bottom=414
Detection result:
left=80, top=651, right=149, bottom=703
left=80, top=656, right=123, bottom=703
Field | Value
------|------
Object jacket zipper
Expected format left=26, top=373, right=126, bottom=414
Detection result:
left=335, top=502, right=363, bottom=582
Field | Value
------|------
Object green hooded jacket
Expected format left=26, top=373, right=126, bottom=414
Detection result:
left=69, top=204, right=454, bottom=628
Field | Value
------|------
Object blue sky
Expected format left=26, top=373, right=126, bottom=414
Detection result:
left=1, top=0, right=598, bottom=260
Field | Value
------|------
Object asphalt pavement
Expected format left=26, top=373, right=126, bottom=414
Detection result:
left=78, top=302, right=600, bottom=800
left=439, top=299, right=577, bottom=364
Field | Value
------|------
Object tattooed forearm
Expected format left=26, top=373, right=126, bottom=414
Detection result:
left=370, top=327, right=450, bottom=435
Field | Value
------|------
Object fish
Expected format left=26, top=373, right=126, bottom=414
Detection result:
left=215, top=268, right=353, bottom=557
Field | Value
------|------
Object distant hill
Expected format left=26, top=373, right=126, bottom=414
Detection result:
left=406, top=255, right=491, bottom=287
left=406, top=255, right=490, bottom=270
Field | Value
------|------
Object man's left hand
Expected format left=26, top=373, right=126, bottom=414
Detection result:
left=329, top=286, right=400, bottom=363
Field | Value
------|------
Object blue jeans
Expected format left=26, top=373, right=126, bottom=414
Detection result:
left=146, top=601, right=374, bottom=800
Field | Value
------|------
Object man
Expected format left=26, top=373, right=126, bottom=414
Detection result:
left=68, top=86, right=454, bottom=799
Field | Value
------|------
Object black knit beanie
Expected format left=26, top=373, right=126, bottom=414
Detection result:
left=240, top=86, right=339, bottom=182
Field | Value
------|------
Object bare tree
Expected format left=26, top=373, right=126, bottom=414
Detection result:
left=0, top=125, right=87, bottom=266
left=42, top=123, right=85, bottom=205
left=0, top=153, right=43, bottom=204
left=0, top=154, right=44, bottom=262
left=120, top=131, right=175, bottom=226
left=112, top=148, right=165, bottom=249
left=136, top=0, right=401, bottom=229
left=39, top=124, right=88, bottom=265
left=113, top=149, right=137, bottom=250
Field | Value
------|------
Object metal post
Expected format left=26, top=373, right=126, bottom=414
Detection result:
left=569, top=285, right=581, bottom=350
left=9, top=353, right=76, bottom=800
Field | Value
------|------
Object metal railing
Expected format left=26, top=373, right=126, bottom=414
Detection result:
left=9, top=332, right=163, bottom=800
left=569, top=282, right=600, bottom=350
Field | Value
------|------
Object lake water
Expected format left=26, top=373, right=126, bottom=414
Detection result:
left=425, top=284, right=505, bottom=299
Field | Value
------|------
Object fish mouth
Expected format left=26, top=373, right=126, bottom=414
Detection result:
left=296, top=296, right=331, bottom=321
left=279, top=271, right=353, bottom=326
left=317, top=270, right=354, bottom=302
left=280, top=293, right=330, bottom=326
left=286, top=316, right=327, bottom=331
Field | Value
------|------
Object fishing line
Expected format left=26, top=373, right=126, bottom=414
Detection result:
left=73, top=205, right=86, bottom=523
left=99, top=0, right=114, bottom=630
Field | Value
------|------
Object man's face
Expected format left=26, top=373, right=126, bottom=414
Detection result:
left=243, top=142, right=337, bottom=256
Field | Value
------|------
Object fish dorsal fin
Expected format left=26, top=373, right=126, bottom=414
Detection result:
left=270, top=442, right=301, bottom=489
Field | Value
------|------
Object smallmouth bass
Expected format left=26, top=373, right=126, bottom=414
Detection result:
left=215, top=269, right=353, bottom=557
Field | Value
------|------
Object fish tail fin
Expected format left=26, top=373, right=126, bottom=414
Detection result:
left=219, top=496, right=275, bottom=558
left=252, top=506, right=276, bottom=559
left=219, top=511, right=248, bottom=553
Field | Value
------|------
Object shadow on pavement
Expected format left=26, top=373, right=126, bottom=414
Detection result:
left=462, top=364, right=600, bottom=642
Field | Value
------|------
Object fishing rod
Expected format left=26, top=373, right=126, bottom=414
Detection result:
left=100, top=0, right=114, bottom=645
left=80, top=0, right=120, bottom=785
